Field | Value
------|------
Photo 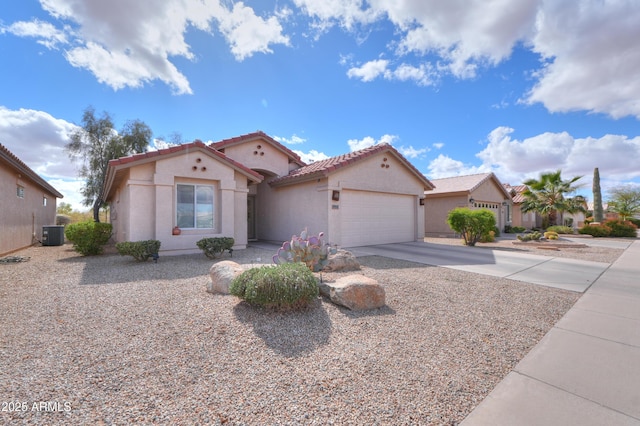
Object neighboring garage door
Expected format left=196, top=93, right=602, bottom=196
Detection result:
left=340, top=190, right=416, bottom=247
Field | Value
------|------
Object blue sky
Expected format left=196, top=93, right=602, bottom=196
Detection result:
left=1, top=0, right=639, bottom=211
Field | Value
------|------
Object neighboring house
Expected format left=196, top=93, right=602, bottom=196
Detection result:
left=503, top=184, right=543, bottom=230
left=424, top=173, right=512, bottom=237
left=102, top=131, right=435, bottom=255
left=0, top=143, right=63, bottom=256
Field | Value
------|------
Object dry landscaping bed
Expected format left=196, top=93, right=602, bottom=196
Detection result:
left=1, top=242, right=588, bottom=425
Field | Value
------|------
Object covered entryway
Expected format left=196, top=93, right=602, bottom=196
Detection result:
left=340, top=190, right=416, bottom=247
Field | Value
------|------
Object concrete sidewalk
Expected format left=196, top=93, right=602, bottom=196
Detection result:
left=461, top=239, right=640, bottom=425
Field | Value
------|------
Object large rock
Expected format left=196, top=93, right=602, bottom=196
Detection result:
left=207, top=260, right=244, bottom=294
left=324, top=250, right=360, bottom=272
left=324, top=275, right=385, bottom=311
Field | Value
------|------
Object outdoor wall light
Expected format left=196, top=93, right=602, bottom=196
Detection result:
left=419, top=198, right=425, bottom=206
left=469, top=197, right=475, bottom=204
left=332, top=190, right=340, bottom=201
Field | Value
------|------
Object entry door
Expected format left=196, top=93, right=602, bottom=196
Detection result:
left=247, top=195, right=256, bottom=240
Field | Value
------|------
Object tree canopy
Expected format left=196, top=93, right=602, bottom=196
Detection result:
left=607, top=185, right=640, bottom=220
left=66, top=107, right=152, bottom=222
left=521, top=170, right=586, bottom=227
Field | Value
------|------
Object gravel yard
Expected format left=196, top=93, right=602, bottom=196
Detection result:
left=0, top=240, right=599, bottom=425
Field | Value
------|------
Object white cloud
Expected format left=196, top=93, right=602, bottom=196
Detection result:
left=347, top=59, right=389, bottom=82
left=525, top=1, right=640, bottom=119
left=398, top=145, right=429, bottom=159
left=273, top=134, right=307, bottom=145
left=427, top=154, right=489, bottom=179
left=293, top=149, right=329, bottom=163
left=0, top=107, right=87, bottom=211
left=473, top=126, right=640, bottom=188
left=433, top=142, right=444, bottom=149
left=3, top=19, right=69, bottom=49
left=347, top=134, right=397, bottom=151
left=292, top=0, right=381, bottom=31
left=10, top=0, right=290, bottom=94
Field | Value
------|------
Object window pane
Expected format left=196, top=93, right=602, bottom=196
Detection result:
left=177, top=203, right=194, bottom=228
left=196, top=204, right=213, bottom=228
left=196, top=186, right=214, bottom=204
left=177, top=185, right=194, bottom=203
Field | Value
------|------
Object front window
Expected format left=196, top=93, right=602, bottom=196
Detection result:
left=177, top=184, right=214, bottom=229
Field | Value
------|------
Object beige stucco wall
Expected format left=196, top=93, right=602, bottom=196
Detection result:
left=425, top=179, right=512, bottom=237
left=110, top=150, right=251, bottom=255
left=222, top=142, right=292, bottom=177
left=258, top=178, right=329, bottom=244
left=424, top=195, right=468, bottom=237
left=0, top=165, right=58, bottom=255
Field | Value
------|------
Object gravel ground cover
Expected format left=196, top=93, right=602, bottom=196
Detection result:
left=0, top=242, right=592, bottom=425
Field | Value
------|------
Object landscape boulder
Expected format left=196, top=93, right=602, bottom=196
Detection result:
left=323, top=250, right=360, bottom=272
left=321, top=275, right=385, bottom=311
left=207, top=260, right=244, bottom=294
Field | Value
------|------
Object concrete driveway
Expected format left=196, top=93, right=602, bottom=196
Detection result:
left=348, top=241, right=611, bottom=292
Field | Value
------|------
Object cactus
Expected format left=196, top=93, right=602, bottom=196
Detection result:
left=273, top=228, right=336, bottom=272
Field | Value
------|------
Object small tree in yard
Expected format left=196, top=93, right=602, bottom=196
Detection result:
left=66, top=106, right=152, bottom=222
left=447, top=208, right=496, bottom=246
left=607, top=185, right=640, bottom=220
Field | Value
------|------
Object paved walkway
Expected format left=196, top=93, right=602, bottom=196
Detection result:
left=461, top=239, right=640, bottom=425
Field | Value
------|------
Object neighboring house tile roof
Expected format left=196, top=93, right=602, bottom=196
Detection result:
left=102, top=141, right=264, bottom=201
left=426, top=172, right=511, bottom=199
left=269, top=143, right=435, bottom=189
left=211, top=131, right=306, bottom=168
left=0, top=143, right=64, bottom=198
left=503, top=183, right=528, bottom=203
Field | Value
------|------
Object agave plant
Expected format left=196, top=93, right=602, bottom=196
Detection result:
left=273, top=228, right=336, bottom=272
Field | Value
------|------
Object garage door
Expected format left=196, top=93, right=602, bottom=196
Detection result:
left=340, top=190, right=416, bottom=247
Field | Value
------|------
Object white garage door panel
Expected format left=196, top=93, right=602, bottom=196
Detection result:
left=341, top=191, right=415, bottom=246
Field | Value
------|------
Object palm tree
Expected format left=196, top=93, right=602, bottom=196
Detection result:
left=521, top=170, right=586, bottom=227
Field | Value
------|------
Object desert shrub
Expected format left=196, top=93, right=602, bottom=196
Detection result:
left=628, top=217, right=640, bottom=227
left=196, top=237, right=234, bottom=259
left=507, top=226, right=526, bottom=233
left=116, top=240, right=161, bottom=262
left=273, top=228, right=334, bottom=271
left=578, top=224, right=611, bottom=237
left=56, top=214, right=72, bottom=226
left=544, top=231, right=559, bottom=240
left=517, top=231, right=542, bottom=242
left=230, top=263, right=319, bottom=311
left=547, top=225, right=573, bottom=234
left=446, top=208, right=496, bottom=246
left=480, top=230, right=495, bottom=243
left=604, top=219, right=638, bottom=237
left=65, top=221, right=112, bottom=255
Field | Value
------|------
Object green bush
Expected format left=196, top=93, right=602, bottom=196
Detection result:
left=546, top=225, right=573, bottom=234
left=196, top=237, right=234, bottom=259
left=517, top=231, right=542, bottom=242
left=116, top=240, right=161, bottom=262
left=578, top=224, right=611, bottom=237
left=65, top=221, right=112, bottom=255
left=230, top=263, right=319, bottom=311
left=446, top=208, right=497, bottom=246
left=628, top=217, right=640, bottom=227
left=605, top=219, right=638, bottom=237
left=480, top=230, right=495, bottom=243
left=507, top=225, right=526, bottom=233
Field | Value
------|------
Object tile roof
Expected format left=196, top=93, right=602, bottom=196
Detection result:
left=107, top=140, right=263, bottom=181
left=269, top=143, right=435, bottom=189
left=211, top=131, right=306, bottom=167
left=426, top=172, right=512, bottom=199
left=0, top=143, right=63, bottom=198
left=103, top=141, right=264, bottom=202
left=503, top=183, right=528, bottom=203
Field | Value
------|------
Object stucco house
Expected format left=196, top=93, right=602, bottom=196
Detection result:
left=424, top=172, right=512, bottom=237
left=102, top=131, right=434, bottom=255
left=0, top=143, right=63, bottom=256
left=503, top=184, right=543, bottom=230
